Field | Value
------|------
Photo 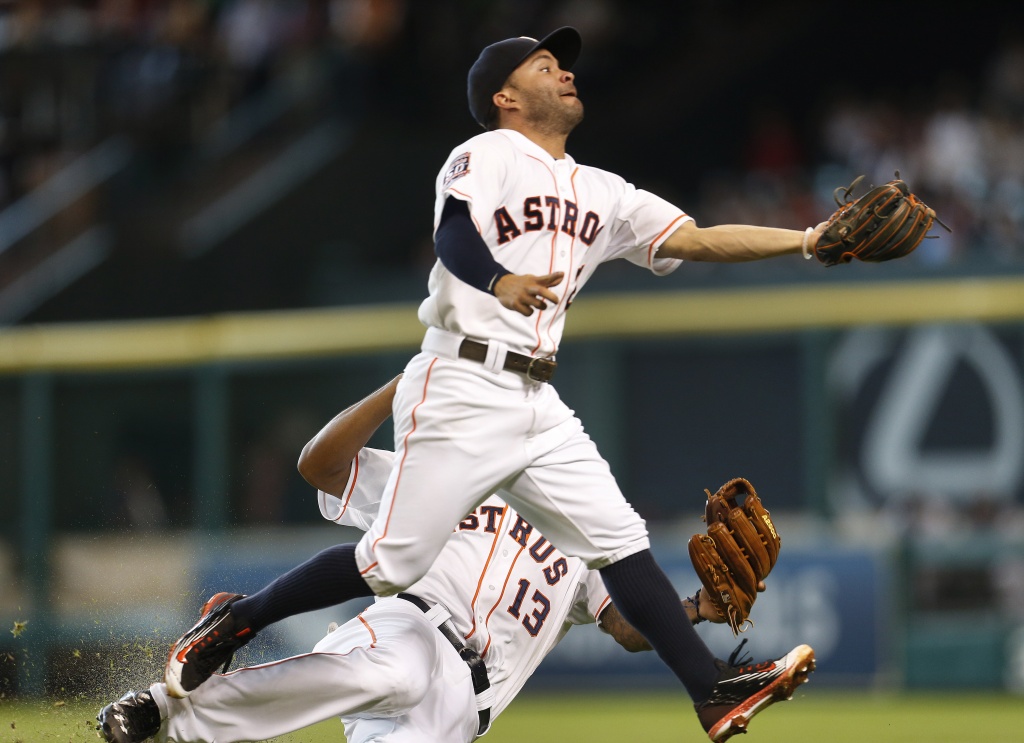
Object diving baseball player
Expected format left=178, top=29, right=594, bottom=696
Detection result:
left=161, top=26, right=820, bottom=741
left=99, top=377, right=811, bottom=743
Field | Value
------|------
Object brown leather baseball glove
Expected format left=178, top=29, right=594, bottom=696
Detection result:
left=688, top=477, right=780, bottom=635
left=814, top=172, right=948, bottom=266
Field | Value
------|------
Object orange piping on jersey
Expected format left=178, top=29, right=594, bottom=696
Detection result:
left=524, top=153, right=563, bottom=357
left=537, top=166, right=581, bottom=355
left=465, top=505, right=510, bottom=640
left=329, top=454, right=360, bottom=522
left=441, top=189, right=484, bottom=235
left=595, top=594, right=613, bottom=621
left=357, top=614, right=378, bottom=647
left=480, top=543, right=528, bottom=659
left=361, top=358, right=438, bottom=575
left=647, top=214, right=688, bottom=266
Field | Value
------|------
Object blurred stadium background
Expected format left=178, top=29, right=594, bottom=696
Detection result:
left=2, top=0, right=1024, bottom=721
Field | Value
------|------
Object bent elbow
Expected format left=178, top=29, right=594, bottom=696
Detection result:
left=297, top=440, right=329, bottom=489
left=296, top=443, right=313, bottom=477
left=615, top=637, right=650, bottom=653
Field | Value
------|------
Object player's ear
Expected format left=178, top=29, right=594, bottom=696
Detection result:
left=493, top=87, right=518, bottom=113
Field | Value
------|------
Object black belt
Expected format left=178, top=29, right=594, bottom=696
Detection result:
left=397, top=593, right=491, bottom=736
left=458, top=339, right=557, bottom=383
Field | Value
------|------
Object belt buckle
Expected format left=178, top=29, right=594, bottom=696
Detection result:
left=525, top=356, right=546, bottom=382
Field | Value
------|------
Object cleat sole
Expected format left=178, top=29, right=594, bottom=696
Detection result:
left=709, top=645, right=816, bottom=742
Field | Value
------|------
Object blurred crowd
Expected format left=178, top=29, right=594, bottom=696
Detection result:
left=0, top=0, right=407, bottom=208
left=0, top=0, right=1023, bottom=266
left=697, top=33, right=1024, bottom=268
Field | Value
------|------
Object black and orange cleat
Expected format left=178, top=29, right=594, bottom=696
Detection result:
left=164, top=592, right=253, bottom=698
left=695, top=642, right=815, bottom=741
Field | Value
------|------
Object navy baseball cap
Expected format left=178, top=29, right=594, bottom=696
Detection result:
left=467, top=26, right=582, bottom=130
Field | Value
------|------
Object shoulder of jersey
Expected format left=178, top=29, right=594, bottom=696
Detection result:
left=463, top=129, right=517, bottom=153
left=575, top=161, right=628, bottom=188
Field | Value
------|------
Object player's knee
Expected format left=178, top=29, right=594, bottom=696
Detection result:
left=391, top=669, right=431, bottom=708
left=368, top=566, right=430, bottom=596
left=359, top=663, right=431, bottom=710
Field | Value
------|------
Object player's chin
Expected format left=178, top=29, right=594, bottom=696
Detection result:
left=561, top=99, right=584, bottom=127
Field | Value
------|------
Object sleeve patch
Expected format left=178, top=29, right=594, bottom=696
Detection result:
left=443, top=152, right=471, bottom=188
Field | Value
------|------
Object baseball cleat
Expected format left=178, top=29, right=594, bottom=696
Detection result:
left=164, top=592, right=253, bottom=698
left=96, top=689, right=161, bottom=743
left=695, top=642, right=815, bottom=742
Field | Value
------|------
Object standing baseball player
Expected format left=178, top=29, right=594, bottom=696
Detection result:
left=99, top=376, right=796, bottom=743
left=163, top=27, right=822, bottom=741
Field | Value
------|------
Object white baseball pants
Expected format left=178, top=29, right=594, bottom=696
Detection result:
left=153, top=598, right=479, bottom=743
left=356, top=327, right=650, bottom=595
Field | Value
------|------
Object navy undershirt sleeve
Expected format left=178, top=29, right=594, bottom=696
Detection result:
left=435, top=197, right=512, bottom=295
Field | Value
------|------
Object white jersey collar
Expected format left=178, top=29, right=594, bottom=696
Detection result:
left=495, top=128, right=576, bottom=167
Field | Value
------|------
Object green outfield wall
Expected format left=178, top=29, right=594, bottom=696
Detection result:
left=2, top=277, right=1024, bottom=696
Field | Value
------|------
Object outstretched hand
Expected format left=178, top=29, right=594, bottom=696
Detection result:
left=806, top=221, right=827, bottom=253
left=493, top=272, right=564, bottom=316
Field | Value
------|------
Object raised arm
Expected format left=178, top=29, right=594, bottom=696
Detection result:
left=656, top=219, right=826, bottom=262
left=296, top=375, right=402, bottom=496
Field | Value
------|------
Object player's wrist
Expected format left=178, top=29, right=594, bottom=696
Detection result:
left=801, top=227, right=814, bottom=260
left=690, top=588, right=707, bottom=625
left=487, top=269, right=513, bottom=295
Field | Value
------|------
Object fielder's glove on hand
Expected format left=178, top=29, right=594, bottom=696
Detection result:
left=814, top=172, right=948, bottom=266
left=688, top=477, right=780, bottom=635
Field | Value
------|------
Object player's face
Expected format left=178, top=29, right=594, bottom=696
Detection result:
left=504, top=50, right=584, bottom=134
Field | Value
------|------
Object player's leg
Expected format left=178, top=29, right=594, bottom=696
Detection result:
left=228, top=352, right=480, bottom=616
left=230, top=543, right=371, bottom=630
left=164, top=543, right=376, bottom=699
left=502, top=386, right=816, bottom=738
left=355, top=353, right=536, bottom=594
left=339, top=606, right=479, bottom=742
left=154, top=601, right=477, bottom=743
left=180, top=363, right=470, bottom=633
left=166, top=355, right=532, bottom=697
left=502, top=416, right=720, bottom=702
left=501, top=384, right=724, bottom=697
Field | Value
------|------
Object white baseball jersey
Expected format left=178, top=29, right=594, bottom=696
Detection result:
left=153, top=448, right=610, bottom=743
left=324, top=446, right=611, bottom=719
left=355, top=128, right=689, bottom=596
left=420, top=128, right=691, bottom=357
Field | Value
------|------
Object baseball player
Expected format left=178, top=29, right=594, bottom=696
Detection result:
left=99, top=376, right=802, bottom=743
left=162, top=27, right=819, bottom=741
